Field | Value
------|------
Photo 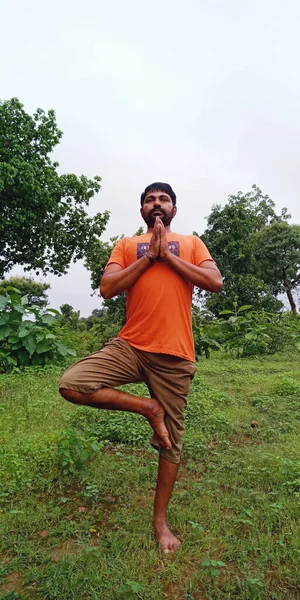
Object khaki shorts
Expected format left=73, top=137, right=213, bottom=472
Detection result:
left=59, top=337, right=197, bottom=464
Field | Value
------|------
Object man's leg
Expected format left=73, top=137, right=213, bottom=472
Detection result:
left=60, top=387, right=171, bottom=449
left=143, top=352, right=197, bottom=553
left=153, top=456, right=181, bottom=553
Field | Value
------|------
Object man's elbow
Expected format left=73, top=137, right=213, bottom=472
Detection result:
left=100, top=279, right=113, bottom=299
left=210, top=275, right=223, bottom=293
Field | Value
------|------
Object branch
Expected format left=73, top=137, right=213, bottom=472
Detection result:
left=291, top=272, right=300, bottom=287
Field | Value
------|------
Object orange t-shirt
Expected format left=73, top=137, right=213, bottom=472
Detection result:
left=107, top=232, right=213, bottom=361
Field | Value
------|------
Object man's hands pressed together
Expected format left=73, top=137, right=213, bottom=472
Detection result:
left=148, top=217, right=166, bottom=260
left=148, top=217, right=171, bottom=262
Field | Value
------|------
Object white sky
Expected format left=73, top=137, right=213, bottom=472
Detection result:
left=2, top=0, right=300, bottom=315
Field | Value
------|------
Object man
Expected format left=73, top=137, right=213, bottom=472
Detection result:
left=59, top=182, right=222, bottom=553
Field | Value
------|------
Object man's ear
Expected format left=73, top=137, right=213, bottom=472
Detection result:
left=173, top=206, right=177, bottom=217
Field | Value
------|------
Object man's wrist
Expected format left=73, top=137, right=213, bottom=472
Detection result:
left=145, top=251, right=155, bottom=264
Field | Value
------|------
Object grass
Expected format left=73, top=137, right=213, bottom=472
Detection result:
left=0, top=351, right=300, bottom=599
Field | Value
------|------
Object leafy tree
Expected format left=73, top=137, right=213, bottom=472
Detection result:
left=253, top=221, right=300, bottom=314
left=0, top=98, right=109, bottom=277
left=82, top=308, right=106, bottom=331
left=0, top=276, right=50, bottom=307
left=57, top=303, right=84, bottom=331
left=200, top=185, right=288, bottom=314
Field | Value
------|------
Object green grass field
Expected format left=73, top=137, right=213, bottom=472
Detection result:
left=0, top=351, right=300, bottom=599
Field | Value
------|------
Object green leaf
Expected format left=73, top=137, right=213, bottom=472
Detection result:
left=67, top=348, right=76, bottom=356
left=188, top=521, right=204, bottom=531
left=210, top=568, right=221, bottom=578
left=8, top=336, right=19, bottom=343
left=22, top=333, right=37, bottom=355
left=245, top=332, right=255, bottom=340
left=36, top=340, right=53, bottom=354
left=0, top=324, right=12, bottom=340
left=0, top=313, right=10, bottom=325
left=55, top=342, right=76, bottom=357
left=10, top=293, right=22, bottom=307
left=41, top=314, right=55, bottom=325
left=219, top=310, right=234, bottom=315
left=19, top=327, right=31, bottom=338
left=237, top=305, right=253, bottom=312
left=202, top=560, right=226, bottom=567
left=0, top=295, right=9, bottom=309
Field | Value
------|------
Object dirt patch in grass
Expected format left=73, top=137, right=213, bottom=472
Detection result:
left=227, top=433, right=261, bottom=447
left=50, top=538, right=88, bottom=562
left=0, top=570, right=24, bottom=593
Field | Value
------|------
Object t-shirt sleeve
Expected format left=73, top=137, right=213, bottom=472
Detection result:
left=106, top=238, right=127, bottom=269
left=193, top=235, right=214, bottom=265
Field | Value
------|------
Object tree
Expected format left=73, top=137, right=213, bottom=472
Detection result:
left=0, top=276, right=50, bottom=307
left=58, top=303, right=84, bottom=331
left=254, top=221, right=300, bottom=313
left=200, top=185, right=288, bottom=314
left=0, top=98, right=109, bottom=277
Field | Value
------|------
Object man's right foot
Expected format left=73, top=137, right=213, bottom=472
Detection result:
left=145, top=401, right=171, bottom=450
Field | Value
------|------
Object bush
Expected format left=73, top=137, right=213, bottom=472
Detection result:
left=197, top=303, right=300, bottom=357
left=0, top=287, right=76, bottom=372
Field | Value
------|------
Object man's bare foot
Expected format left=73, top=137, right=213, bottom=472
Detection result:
left=154, top=520, right=182, bottom=553
left=145, top=401, right=172, bottom=450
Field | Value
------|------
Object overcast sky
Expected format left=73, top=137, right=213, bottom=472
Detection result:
left=2, top=0, right=300, bottom=315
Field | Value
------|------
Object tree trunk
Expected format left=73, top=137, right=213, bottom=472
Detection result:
left=286, top=288, right=297, bottom=314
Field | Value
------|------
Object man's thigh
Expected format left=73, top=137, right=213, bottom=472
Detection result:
left=142, top=353, right=197, bottom=464
left=59, top=338, right=143, bottom=394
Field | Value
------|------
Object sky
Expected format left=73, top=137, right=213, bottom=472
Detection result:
left=2, top=0, right=300, bottom=315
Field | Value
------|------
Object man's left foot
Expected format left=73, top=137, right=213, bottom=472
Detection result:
left=154, top=520, right=182, bottom=553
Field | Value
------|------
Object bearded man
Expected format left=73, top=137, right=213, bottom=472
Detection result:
left=59, top=182, right=222, bottom=553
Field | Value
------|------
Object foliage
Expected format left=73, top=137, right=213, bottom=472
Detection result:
left=56, top=303, right=84, bottom=331
left=192, top=302, right=300, bottom=358
left=192, top=305, right=221, bottom=358
left=52, top=323, right=102, bottom=357
left=217, top=303, right=300, bottom=357
left=85, top=234, right=124, bottom=292
left=0, top=276, right=50, bottom=307
left=253, top=221, right=300, bottom=313
left=0, top=98, right=109, bottom=277
left=199, top=185, right=290, bottom=314
left=203, top=273, right=284, bottom=316
left=0, top=287, right=76, bottom=372
left=83, top=308, right=106, bottom=331
left=57, top=428, right=103, bottom=476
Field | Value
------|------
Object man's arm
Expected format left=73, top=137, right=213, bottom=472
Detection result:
left=158, top=218, right=223, bottom=292
left=100, top=219, right=161, bottom=299
left=100, top=257, right=152, bottom=299
left=163, top=255, right=223, bottom=292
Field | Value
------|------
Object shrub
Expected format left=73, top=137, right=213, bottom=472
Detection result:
left=212, top=304, right=300, bottom=357
left=0, top=287, right=76, bottom=372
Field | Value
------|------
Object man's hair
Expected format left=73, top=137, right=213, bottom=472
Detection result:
left=140, top=182, right=176, bottom=207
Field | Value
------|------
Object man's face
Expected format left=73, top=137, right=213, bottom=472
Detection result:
left=140, top=190, right=177, bottom=227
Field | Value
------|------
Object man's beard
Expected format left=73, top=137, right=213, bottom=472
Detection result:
left=142, top=209, right=174, bottom=227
